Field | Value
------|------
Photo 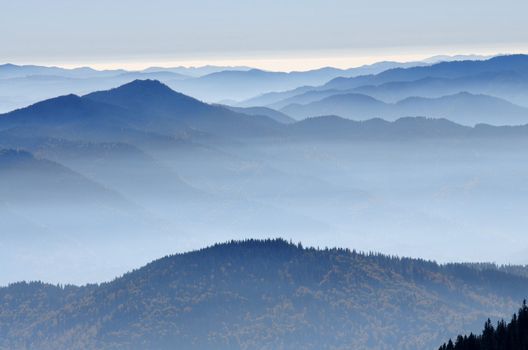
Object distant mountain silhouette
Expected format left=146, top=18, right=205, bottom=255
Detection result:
left=4, top=81, right=528, bottom=143
left=0, top=149, right=131, bottom=205
left=1, top=239, right=527, bottom=350
left=141, top=65, right=253, bottom=77
left=0, top=149, right=153, bottom=240
left=281, top=93, right=387, bottom=120
left=222, top=105, right=295, bottom=124
left=3, top=55, right=524, bottom=113
left=395, top=92, right=528, bottom=125
left=280, top=92, right=528, bottom=126
left=0, top=80, right=282, bottom=139
left=421, top=54, right=494, bottom=63
left=87, top=80, right=282, bottom=137
left=4, top=82, right=528, bottom=145
left=164, top=61, right=433, bottom=102
left=84, top=79, right=209, bottom=117
left=240, top=55, right=528, bottom=112
left=324, top=55, right=528, bottom=91
left=0, top=93, right=127, bottom=127
left=3, top=80, right=528, bottom=289
left=165, top=68, right=338, bottom=102
left=115, top=71, right=189, bottom=81
left=287, top=116, right=474, bottom=140
left=0, top=63, right=127, bottom=79
left=237, top=85, right=316, bottom=107
left=266, top=74, right=527, bottom=109
left=268, top=88, right=346, bottom=110
left=347, top=71, right=528, bottom=105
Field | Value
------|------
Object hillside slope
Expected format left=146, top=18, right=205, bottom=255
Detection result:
left=1, top=239, right=527, bottom=350
left=280, top=92, right=528, bottom=126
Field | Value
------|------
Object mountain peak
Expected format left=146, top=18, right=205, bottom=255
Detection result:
left=85, top=79, right=193, bottom=101
left=0, top=63, right=18, bottom=68
left=115, top=79, right=173, bottom=92
left=83, top=79, right=204, bottom=114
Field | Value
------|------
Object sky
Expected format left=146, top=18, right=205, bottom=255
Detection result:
left=1, top=0, right=528, bottom=71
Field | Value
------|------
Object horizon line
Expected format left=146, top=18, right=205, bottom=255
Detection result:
left=2, top=51, right=521, bottom=73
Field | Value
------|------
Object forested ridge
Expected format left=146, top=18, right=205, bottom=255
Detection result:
left=1, top=239, right=527, bottom=350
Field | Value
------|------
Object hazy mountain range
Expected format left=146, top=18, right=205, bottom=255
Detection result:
left=2, top=63, right=528, bottom=349
left=0, top=54, right=487, bottom=113
left=281, top=92, right=528, bottom=126
left=2, top=79, right=528, bottom=285
left=1, top=239, right=527, bottom=350
left=238, top=55, right=528, bottom=125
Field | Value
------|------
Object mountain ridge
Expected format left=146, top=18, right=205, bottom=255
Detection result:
left=280, top=91, right=528, bottom=126
left=1, top=238, right=527, bottom=350
left=239, top=55, right=528, bottom=112
left=0, top=80, right=283, bottom=139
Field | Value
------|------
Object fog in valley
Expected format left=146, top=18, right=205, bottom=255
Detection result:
left=2, top=78, right=528, bottom=284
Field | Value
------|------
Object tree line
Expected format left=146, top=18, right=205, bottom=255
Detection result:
left=439, top=301, right=528, bottom=350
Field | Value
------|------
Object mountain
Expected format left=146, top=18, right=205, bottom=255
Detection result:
left=114, top=71, right=190, bottom=81
left=165, top=68, right=338, bottom=102
left=164, top=61, right=433, bottom=103
left=0, top=61, right=432, bottom=112
left=1, top=239, right=527, bottom=350
left=395, top=93, right=528, bottom=125
left=5, top=82, right=528, bottom=287
left=280, top=92, right=528, bottom=126
left=84, top=79, right=211, bottom=117
left=422, top=54, right=494, bottom=63
left=285, top=115, right=528, bottom=141
left=267, top=88, right=347, bottom=110
left=0, top=149, right=153, bottom=257
left=265, top=71, right=528, bottom=109
left=1, top=56, right=519, bottom=113
left=222, top=105, right=295, bottom=124
left=0, top=148, right=146, bottom=216
left=0, top=74, right=153, bottom=113
left=287, top=116, right=474, bottom=140
left=281, top=93, right=387, bottom=120
left=6, top=138, right=203, bottom=205
left=0, top=63, right=127, bottom=79
left=328, top=71, right=528, bottom=108
left=237, top=85, right=317, bottom=107
left=348, top=72, right=527, bottom=102
left=239, top=55, right=528, bottom=111
left=84, top=80, right=282, bottom=137
left=0, top=93, right=128, bottom=128
left=324, top=55, right=528, bottom=91
left=141, top=65, right=253, bottom=77
left=0, top=57, right=488, bottom=112
left=0, top=80, right=282, bottom=139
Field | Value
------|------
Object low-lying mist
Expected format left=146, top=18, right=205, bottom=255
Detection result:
left=2, top=135, right=528, bottom=285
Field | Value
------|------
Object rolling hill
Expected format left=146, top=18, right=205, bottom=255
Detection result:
left=280, top=92, right=528, bottom=126
left=222, top=105, right=295, bottom=124
left=1, top=239, right=527, bottom=350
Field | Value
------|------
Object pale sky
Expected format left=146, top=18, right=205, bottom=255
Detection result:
left=2, top=0, right=528, bottom=71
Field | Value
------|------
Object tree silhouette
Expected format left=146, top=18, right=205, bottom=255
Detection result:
left=439, top=300, right=528, bottom=350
